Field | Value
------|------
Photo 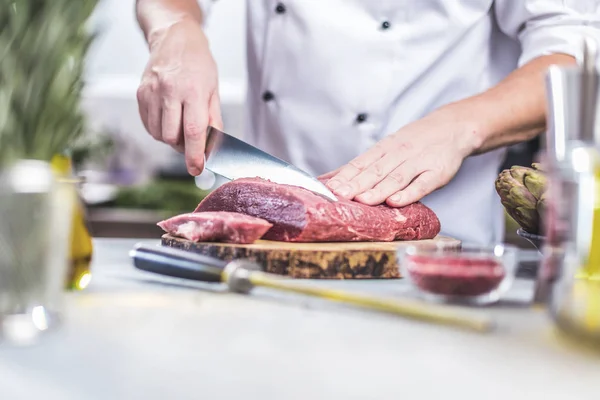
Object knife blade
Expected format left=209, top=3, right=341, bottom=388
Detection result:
left=204, top=126, right=338, bottom=201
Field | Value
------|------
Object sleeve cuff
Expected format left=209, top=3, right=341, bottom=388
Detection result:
left=518, top=23, right=600, bottom=66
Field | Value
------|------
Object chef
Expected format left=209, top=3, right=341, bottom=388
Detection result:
left=135, top=0, right=600, bottom=245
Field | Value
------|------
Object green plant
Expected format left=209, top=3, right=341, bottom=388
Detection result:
left=70, top=132, right=116, bottom=170
left=0, top=0, right=99, bottom=165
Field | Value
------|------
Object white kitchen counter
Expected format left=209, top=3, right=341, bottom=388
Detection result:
left=0, top=238, right=598, bottom=400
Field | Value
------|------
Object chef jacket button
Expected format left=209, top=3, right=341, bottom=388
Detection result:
left=262, top=91, right=275, bottom=102
left=275, top=3, right=286, bottom=14
left=355, top=113, right=368, bottom=123
left=381, top=21, right=391, bottom=30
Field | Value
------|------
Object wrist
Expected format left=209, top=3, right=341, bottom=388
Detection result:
left=434, top=99, right=487, bottom=158
left=148, top=15, right=205, bottom=51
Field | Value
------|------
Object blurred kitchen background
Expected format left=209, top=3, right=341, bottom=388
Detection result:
left=79, top=0, right=538, bottom=246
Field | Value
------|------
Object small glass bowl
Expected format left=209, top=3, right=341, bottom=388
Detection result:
left=397, top=244, right=519, bottom=305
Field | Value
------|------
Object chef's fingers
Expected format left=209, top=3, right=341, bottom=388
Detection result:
left=167, top=120, right=185, bottom=153
left=136, top=81, right=151, bottom=135
left=137, top=92, right=150, bottom=135
left=138, top=76, right=163, bottom=141
left=137, top=84, right=162, bottom=141
left=172, top=136, right=185, bottom=154
left=182, top=97, right=209, bottom=176
left=208, top=91, right=224, bottom=130
left=161, top=99, right=183, bottom=150
left=386, top=171, right=437, bottom=207
left=147, top=97, right=163, bottom=141
left=354, top=161, right=415, bottom=205
left=341, top=153, right=401, bottom=201
left=325, top=146, right=386, bottom=198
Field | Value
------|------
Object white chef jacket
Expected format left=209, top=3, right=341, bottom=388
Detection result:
left=198, top=0, right=600, bottom=245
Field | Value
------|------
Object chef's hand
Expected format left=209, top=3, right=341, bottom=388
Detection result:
left=137, top=19, right=222, bottom=176
left=320, top=106, right=477, bottom=207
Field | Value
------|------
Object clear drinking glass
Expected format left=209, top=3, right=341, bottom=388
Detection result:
left=0, top=160, right=74, bottom=346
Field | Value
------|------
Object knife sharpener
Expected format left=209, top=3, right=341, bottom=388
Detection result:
left=130, top=243, right=261, bottom=294
left=130, top=243, right=495, bottom=333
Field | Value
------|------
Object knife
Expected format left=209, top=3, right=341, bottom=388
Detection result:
left=204, top=126, right=338, bottom=201
left=130, top=243, right=495, bottom=333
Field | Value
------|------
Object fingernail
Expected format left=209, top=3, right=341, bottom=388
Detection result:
left=335, top=185, right=351, bottom=197
left=189, top=167, right=200, bottom=176
left=389, top=194, right=402, bottom=203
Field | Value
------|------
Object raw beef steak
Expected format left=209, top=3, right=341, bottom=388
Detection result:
left=194, top=178, right=440, bottom=242
left=157, top=211, right=272, bottom=244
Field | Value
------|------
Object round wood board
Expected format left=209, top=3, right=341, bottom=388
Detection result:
left=161, top=234, right=461, bottom=280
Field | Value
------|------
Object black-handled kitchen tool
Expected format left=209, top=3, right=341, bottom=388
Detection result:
left=130, top=243, right=259, bottom=293
left=130, top=243, right=496, bottom=333
left=131, top=244, right=226, bottom=282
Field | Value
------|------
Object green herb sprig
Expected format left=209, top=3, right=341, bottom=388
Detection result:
left=0, top=0, right=99, bottom=166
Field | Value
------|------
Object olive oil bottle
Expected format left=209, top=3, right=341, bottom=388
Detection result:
left=574, top=163, right=600, bottom=332
left=51, top=154, right=94, bottom=290
left=550, top=150, right=600, bottom=346
left=580, top=163, right=600, bottom=281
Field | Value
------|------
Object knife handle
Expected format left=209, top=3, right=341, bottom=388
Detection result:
left=130, top=243, right=226, bottom=283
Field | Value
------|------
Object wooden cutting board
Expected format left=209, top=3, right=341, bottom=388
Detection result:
left=161, top=234, right=461, bottom=280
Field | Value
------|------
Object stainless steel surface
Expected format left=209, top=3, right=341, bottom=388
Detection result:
left=581, top=36, right=599, bottom=144
left=540, top=37, right=600, bottom=341
left=544, top=65, right=581, bottom=165
left=204, top=126, right=338, bottom=201
left=1, top=238, right=599, bottom=400
left=536, top=65, right=580, bottom=302
left=537, top=44, right=600, bottom=303
left=223, top=259, right=261, bottom=294
left=545, top=38, right=599, bottom=269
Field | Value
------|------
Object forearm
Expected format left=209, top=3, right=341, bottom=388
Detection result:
left=136, top=0, right=204, bottom=48
left=444, top=54, right=577, bottom=156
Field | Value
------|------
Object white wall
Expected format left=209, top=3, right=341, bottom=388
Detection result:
left=85, top=0, right=247, bottom=95
left=82, top=0, right=247, bottom=181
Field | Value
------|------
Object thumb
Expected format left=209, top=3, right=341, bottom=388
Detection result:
left=208, top=90, right=223, bottom=130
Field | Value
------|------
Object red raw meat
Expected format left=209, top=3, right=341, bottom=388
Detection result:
left=194, top=178, right=441, bottom=242
left=157, top=211, right=272, bottom=244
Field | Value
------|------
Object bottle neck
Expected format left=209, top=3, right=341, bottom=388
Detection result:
left=50, top=153, right=73, bottom=177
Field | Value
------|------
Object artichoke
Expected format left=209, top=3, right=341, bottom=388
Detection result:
left=523, top=167, right=548, bottom=200
left=537, top=191, right=548, bottom=220
left=495, top=164, right=548, bottom=235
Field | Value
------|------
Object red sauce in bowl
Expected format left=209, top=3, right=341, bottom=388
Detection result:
left=406, top=255, right=506, bottom=297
